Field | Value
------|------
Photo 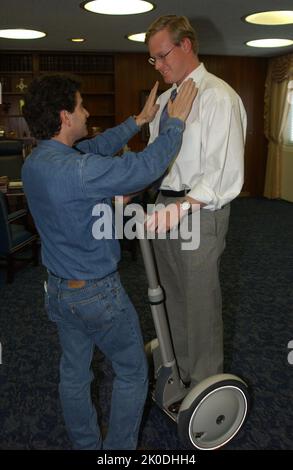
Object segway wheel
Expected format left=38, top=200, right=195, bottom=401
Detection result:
left=177, top=374, right=249, bottom=450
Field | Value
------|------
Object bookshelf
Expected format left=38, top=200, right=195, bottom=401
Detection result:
left=0, top=52, right=115, bottom=138
left=0, top=54, right=33, bottom=138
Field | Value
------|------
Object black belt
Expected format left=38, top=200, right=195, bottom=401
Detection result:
left=160, top=189, right=190, bottom=197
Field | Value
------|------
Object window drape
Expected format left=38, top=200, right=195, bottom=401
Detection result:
left=264, top=53, right=293, bottom=198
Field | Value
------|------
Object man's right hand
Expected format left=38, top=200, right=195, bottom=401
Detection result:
left=168, top=78, right=198, bottom=122
left=135, top=81, right=160, bottom=127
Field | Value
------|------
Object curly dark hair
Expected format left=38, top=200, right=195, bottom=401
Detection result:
left=23, top=74, right=81, bottom=139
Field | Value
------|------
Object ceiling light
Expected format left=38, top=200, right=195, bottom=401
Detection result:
left=246, top=38, right=293, bottom=48
left=245, top=11, right=293, bottom=25
left=70, top=38, right=86, bottom=42
left=81, top=0, right=154, bottom=15
left=127, top=32, right=146, bottom=43
left=0, top=28, right=46, bottom=39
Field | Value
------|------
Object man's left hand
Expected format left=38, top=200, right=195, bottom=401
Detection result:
left=146, top=196, right=202, bottom=233
left=145, top=201, right=185, bottom=233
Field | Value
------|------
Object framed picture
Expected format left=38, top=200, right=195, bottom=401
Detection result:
left=140, top=90, right=151, bottom=142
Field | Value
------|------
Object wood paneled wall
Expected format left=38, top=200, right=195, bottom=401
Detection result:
left=0, top=50, right=268, bottom=196
left=115, top=53, right=268, bottom=197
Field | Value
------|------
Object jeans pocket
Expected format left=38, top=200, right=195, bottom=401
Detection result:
left=69, top=291, right=115, bottom=332
left=44, top=290, right=57, bottom=322
left=44, top=290, right=49, bottom=314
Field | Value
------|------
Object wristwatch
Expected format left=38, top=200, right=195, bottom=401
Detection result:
left=180, top=199, right=192, bottom=213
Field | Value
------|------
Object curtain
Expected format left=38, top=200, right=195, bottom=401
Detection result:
left=264, top=53, right=293, bottom=198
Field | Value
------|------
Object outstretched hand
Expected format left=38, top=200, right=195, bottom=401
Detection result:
left=168, top=78, right=198, bottom=123
left=135, top=81, right=160, bottom=127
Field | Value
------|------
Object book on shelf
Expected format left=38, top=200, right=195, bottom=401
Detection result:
left=0, top=175, right=9, bottom=193
left=8, top=180, right=23, bottom=189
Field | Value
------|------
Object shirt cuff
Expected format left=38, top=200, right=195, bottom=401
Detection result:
left=128, top=116, right=142, bottom=132
left=162, top=117, right=185, bottom=133
left=188, top=183, right=216, bottom=209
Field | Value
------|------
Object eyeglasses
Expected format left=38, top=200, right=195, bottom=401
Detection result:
left=148, top=45, right=177, bottom=66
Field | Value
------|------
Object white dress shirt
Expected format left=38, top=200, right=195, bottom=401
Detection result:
left=148, top=63, right=247, bottom=211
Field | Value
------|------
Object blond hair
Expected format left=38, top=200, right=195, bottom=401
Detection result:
left=145, top=15, right=198, bottom=54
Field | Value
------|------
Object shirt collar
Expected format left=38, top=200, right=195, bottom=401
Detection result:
left=37, top=139, right=77, bottom=154
left=174, top=62, right=206, bottom=93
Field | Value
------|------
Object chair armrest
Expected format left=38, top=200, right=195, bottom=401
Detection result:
left=8, top=209, right=28, bottom=223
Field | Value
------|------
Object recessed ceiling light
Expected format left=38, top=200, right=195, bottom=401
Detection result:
left=0, top=28, right=46, bottom=39
left=70, top=38, right=86, bottom=42
left=127, top=32, right=146, bottom=43
left=81, top=0, right=154, bottom=15
left=245, top=11, right=293, bottom=25
left=246, top=38, right=293, bottom=48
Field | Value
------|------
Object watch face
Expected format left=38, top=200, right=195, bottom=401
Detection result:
left=181, top=201, right=191, bottom=211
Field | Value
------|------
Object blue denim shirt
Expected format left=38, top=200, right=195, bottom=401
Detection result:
left=22, top=116, right=184, bottom=280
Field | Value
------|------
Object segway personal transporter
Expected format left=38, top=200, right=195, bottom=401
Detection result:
left=136, top=220, right=249, bottom=450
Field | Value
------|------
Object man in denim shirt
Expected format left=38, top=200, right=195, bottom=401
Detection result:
left=22, top=75, right=196, bottom=450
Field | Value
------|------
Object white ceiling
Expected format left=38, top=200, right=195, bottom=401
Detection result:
left=0, top=0, right=293, bottom=57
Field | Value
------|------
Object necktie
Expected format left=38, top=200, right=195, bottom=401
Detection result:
left=159, top=88, right=177, bottom=133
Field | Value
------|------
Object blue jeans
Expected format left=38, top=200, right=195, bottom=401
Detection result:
left=45, top=270, right=148, bottom=450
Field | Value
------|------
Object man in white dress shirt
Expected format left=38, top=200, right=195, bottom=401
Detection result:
left=145, top=15, right=247, bottom=390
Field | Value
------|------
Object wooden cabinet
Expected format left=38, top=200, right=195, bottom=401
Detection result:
left=80, top=72, right=115, bottom=133
left=0, top=54, right=33, bottom=138
left=0, top=52, right=115, bottom=138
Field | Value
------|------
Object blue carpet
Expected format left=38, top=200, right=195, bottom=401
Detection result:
left=0, top=197, right=293, bottom=449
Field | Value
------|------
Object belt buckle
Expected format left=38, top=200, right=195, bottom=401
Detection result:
left=68, top=280, right=86, bottom=289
